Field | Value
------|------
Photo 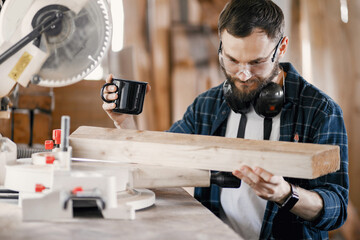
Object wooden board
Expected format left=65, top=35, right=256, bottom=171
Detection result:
left=69, top=126, right=340, bottom=179
left=72, top=160, right=210, bottom=188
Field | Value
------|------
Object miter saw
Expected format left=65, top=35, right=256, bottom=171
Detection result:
left=0, top=0, right=153, bottom=220
left=0, top=0, right=241, bottom=222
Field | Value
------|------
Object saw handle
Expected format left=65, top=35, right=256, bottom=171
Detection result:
left=210, top=171, right=241, bottom=188
left=0, top=11, right=63, bottom=65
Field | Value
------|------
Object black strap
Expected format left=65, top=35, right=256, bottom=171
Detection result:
left=264, top=117, right=272, bottom=140
left=237, top=114, right=273, bottom=140
left=237, top=113, right=247, bottom=138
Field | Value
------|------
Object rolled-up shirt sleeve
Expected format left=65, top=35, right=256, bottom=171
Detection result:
left=302, top=103, right=349, bottom=230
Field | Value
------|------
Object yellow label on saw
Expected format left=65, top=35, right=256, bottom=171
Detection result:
left=8, top=51, right=33, bottom=81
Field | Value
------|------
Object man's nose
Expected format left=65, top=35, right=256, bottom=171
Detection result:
left=235, top=69, right=252, bottom=81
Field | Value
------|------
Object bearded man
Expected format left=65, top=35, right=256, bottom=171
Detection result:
left=102, top=0, right=348, bottom=239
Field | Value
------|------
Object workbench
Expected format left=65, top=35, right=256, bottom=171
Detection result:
left=0, top=188, right=242, bottom=240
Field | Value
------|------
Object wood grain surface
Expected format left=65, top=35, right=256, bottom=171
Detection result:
left=69, top=126, right=340, bottom=179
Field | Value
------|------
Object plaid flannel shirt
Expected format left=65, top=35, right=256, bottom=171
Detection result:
left=168, top=62, right=349, bottom=239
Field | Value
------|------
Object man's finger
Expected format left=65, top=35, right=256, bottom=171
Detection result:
left=106, top=85, right=117, bottom=93
left=254, top=167, right=273, bottom=182
left=233, top=170, right=253, bottom=186
left=146, top=84, right=151, bottom=94
left=106, top=74, right=113, bottom=83
left=233, top=167, right=259, bottom=188
left=102, top=102, right=116, bottom=111
left=102, top=93, right=118, bottom=101
left=241, top=166, right=261, bottom=185
left=103, top=85, right=117, bottom=95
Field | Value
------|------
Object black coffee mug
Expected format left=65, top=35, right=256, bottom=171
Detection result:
left=100, top=78, right=147, bottom=115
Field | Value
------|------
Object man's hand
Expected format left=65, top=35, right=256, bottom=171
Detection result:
left=233, top=165, right=324, bottom=221
left=102, top=74, right=150, bottom=129
left=232, top=165, right=291, bottom=204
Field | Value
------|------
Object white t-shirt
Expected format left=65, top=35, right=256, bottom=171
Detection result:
left=220, top=106, right=281, bottom=239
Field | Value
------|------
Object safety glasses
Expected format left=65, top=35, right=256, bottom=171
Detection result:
left=218, top=37, right=283, bottom=79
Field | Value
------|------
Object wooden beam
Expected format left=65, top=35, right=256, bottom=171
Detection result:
left=72, top=160, right=210, bottom=189
left=69, top=126, right=340, bottom=179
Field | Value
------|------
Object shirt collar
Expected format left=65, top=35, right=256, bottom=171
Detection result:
left=280, top=62, right=301, bottom=105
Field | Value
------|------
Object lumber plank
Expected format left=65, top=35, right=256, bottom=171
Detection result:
left=69, top=126, right=340, bottom=179
left=72, top=160, right=210, bottom=188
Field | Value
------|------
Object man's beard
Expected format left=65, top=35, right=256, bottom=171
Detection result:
left=221, top=61, right=281, bottom=104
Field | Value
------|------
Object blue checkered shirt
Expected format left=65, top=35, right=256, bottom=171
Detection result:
left=168, top=62, right=349, bottom=239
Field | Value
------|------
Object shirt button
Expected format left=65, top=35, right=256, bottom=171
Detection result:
left=222, top=111, right=226, bottom=115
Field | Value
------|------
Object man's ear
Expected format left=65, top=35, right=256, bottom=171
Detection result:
left=279, top=36, right=289, bottom=57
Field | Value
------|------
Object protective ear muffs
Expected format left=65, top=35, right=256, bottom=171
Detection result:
left=253, top=82, right=284, bottom=118
left=223, top=80, right=251, bottom=114
left=223, top=80, right=284, bottom=118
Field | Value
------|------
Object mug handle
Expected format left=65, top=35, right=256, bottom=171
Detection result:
left=100, top=83, right=118, bottom=103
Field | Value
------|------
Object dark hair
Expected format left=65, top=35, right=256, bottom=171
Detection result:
left=218, top=0, right=284, bottom=41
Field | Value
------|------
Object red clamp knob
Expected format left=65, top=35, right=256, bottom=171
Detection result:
left=44, top=140, right=54, bottom=150
left=52, top=129, right=61, bottom=145
left=71, top=187, right=83, bottom=195
left=35, top=184, right=46, bottom=193
left=45, top=155, right=55, bottom=164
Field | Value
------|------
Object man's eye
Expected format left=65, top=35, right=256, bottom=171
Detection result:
left=229, top=58, right=238, bottom=63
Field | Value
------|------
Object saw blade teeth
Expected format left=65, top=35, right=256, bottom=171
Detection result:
left=35, top=0, right=112, bottom=87
left=88, top=55, right=96, bottom=63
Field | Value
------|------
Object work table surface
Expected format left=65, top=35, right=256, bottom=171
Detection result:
left=0, top=188, right=242, bottom=240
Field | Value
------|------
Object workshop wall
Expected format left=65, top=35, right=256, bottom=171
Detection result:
left=51, top=80, right=114, bottom=133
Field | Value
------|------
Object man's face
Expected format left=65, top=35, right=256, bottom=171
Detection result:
left=220, top=29, right=282, bottom=103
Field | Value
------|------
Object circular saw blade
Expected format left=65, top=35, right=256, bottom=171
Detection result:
left=36, top=0, right=112, bottom=87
